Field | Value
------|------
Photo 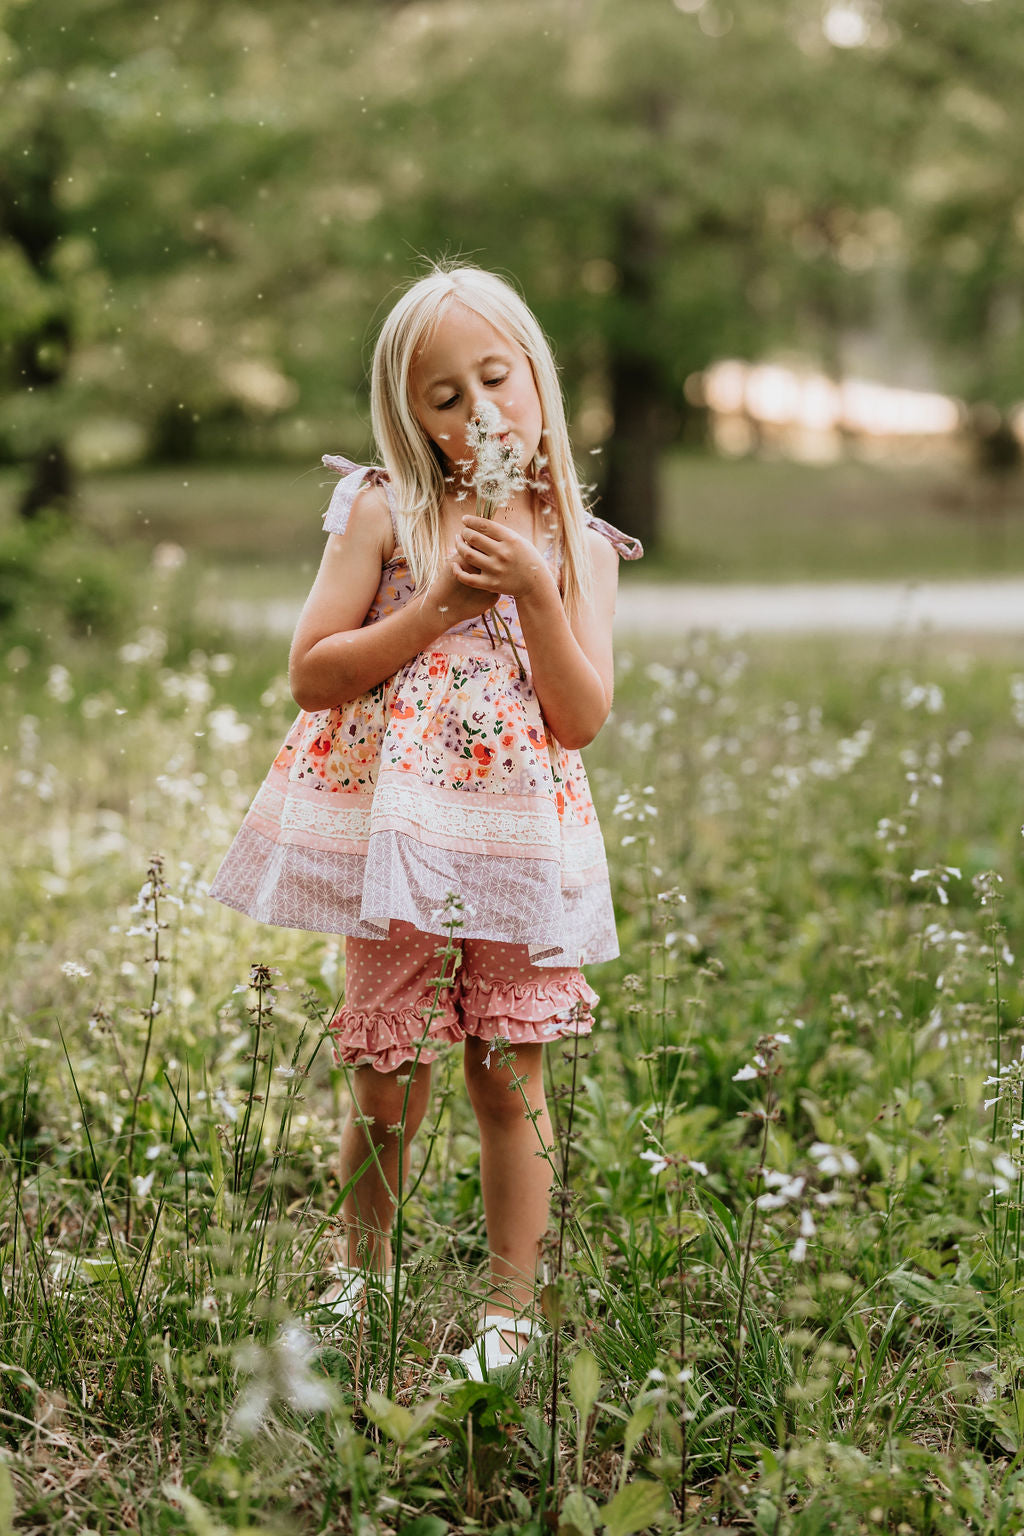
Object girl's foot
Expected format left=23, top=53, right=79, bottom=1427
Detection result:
left=312, top=1263, right=368, bottom=1323
left=456, top=1313, right=543, bottom=1379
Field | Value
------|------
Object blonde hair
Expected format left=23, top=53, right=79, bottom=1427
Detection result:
left=369, top=263, right=593, bottom=614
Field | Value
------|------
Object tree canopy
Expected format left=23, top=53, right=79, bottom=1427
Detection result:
left=2, top=0, right=1022, bottom=540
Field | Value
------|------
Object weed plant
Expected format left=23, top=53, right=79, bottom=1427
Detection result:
left=2, top=607, right=1024, bottom=1533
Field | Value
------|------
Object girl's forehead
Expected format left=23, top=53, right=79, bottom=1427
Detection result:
left=412, top=303, right=518, bottom=373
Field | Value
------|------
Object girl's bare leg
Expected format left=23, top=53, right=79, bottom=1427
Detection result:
left=463, top=1038, right=554, bottom=1351
left=336, top=1060, right=433, bottom=1275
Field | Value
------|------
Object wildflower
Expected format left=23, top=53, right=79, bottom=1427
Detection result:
left=982, top=1045, right=1024, bottom=1108
left=686, top=1159, right=708, bottom=1176
left=756, top=1172, right=806, bottom=1209
left=46, top=664, right=73, bottom=703
left=732, top=1064, right=758, bottom=1081
left=462, top=400, right=525, bottom=516
left=640, top=1149, right=669, bottom=1177
left=809, top=1142, right=859, bottom=1177
left=61, top=961, right=91, bottom=979
left=230, top=1321, right=336, bottom=1438
left=206, top=706, right=252, bottom=747
left=132, top=1171, right=156, bottom=1199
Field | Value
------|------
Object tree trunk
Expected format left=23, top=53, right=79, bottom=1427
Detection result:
left=600, top=352, right=673, bottom=553
left=1, top=122, right=75, bottom=517
left=597, top=185, right=679, bottom=553
left=20, top=441, right=73, bottom=519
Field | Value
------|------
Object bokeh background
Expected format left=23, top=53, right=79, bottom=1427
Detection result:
left=8, top=7, right=1024, bottom=1529
left=4, top=0, right=1024, bottom=639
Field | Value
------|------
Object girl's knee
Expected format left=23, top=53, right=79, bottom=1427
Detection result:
left=464, top=1040, right=544, bottom=1124
left=349, top=1061, right=431, bottom=1135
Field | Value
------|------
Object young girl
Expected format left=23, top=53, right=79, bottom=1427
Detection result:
left=208, top=264, right=642, bottom=1377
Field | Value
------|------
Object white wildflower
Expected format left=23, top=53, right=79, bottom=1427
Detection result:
left=61, top=961, right=91, bottom=979
left=463, top=400, right=525, bottom=516
left=230, top=1321, right=336, bottom=1438
left=809, top=1142, right=859, bottom=1177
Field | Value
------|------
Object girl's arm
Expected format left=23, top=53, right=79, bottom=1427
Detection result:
left=454, top=517, right=619, bottom=750
left=289, top=488, right=498, bottom=711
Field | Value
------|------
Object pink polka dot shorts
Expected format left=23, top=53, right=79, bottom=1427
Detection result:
left=328, top=920, right=598, bottom=1074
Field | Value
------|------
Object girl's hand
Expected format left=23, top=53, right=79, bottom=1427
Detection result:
left=453, top=515, right=553, bottom=601
left=422, top=557, right=500, bottom=627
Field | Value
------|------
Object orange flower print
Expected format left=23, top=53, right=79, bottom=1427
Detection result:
left=501, top=733, right=514, bottom=748
left=391, top=699, right=416, bottom=720
left=309, top=733, right=332, bottom=757
left=526, top=724, right=545, bottom=749
left=472, top=743, right=495, bottom=765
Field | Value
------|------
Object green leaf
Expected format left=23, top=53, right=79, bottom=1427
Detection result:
left=364, top=1389, right=439, bottom=1445
left=673, top=1211, right=706, bottom=1247
left=622, top=1401, right=657, bottom=1466
left=540, top=1282, right=564, bottom=1327
left=206, top=1120, right=226, bottom=1230
left=559, top=1489, right=599, bottom=1536
left=0, top=1459, right=14, bottom=1536
left=600, top=1479, right=668, bottom=1536
left=397, top=1518, right=448, bottom=1536
left=569, top=1348, right=601, bottom=1425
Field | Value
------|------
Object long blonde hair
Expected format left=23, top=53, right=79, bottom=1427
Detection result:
left=369, top=264, right=593, bottom=614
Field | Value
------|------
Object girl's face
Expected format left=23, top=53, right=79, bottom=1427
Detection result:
left=409, top=301, right=544, bottom=479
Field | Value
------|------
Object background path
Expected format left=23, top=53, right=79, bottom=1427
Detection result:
left=612, top=578, right=1024, bottom=634
left=221, top=578, right=1024, bottom=638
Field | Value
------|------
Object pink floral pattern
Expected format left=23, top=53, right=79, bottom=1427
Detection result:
left=208, top=457, right=643, bottom=966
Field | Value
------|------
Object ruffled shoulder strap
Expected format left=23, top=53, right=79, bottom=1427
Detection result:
left=585, top=512, right=644, bottom=561
left=321, top=454, right=399, bottom=541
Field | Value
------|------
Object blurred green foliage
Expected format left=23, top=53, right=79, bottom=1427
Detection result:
left=2, top=0, right=1023, bottom=542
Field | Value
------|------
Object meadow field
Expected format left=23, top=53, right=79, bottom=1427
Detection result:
left=3, top=461, right=1024, bottom=1532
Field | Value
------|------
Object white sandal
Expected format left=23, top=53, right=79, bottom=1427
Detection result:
left=310, top=1262, right=405, bottom=1329
left=456, top=1313, right=544, bottom=1379
left=310, top=1263, right=369, bottom=1326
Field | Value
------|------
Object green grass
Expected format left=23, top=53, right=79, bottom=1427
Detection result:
left=4, top=603, right=1024, bottom=1531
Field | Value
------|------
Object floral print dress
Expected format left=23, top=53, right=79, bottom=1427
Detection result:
left=208, top=454, right=643, bottom=967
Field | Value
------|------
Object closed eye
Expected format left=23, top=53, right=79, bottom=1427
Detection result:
left=485, top=375, right=507, bottom=387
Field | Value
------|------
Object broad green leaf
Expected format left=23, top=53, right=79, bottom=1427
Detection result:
left=558, top=1488, right=599, bottom=1536
left=79, top=1256, right=122, bottom=1285
left=601, top=1478, right=668, bottom=1536
left=623, top=1401, right=657, bottom=1466
left=541, top=1282, right=564, bottom=1327
left=569, top=1348, right=601, bottom=1425
left=397, top=1518, right=448, bottom=1536
left=364, top=1389, right=416, bottom=1444
left=0, top=1459, right=14, bottom=1536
